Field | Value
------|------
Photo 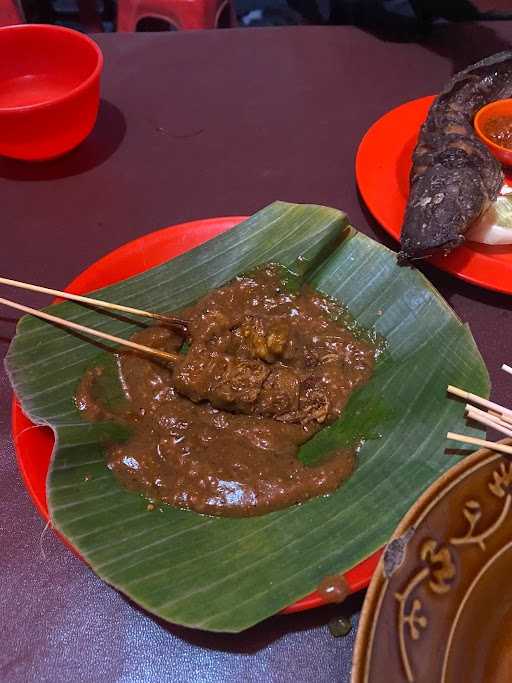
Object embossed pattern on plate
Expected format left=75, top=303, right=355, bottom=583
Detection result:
left=352, top=439, right=512, bottom=683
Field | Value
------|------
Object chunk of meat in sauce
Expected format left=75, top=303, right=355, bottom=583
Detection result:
left=75, top=265, right=378, bottom=517
left=173, top=346, right=270, bottom=412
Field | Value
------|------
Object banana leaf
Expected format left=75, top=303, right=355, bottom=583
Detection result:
left=5, top=202, right=488, bottom=632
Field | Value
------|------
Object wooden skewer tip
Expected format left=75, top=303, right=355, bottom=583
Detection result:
left=466, top=404, right=507, bottom=424
left=0, top=296, right=180, bottom=365
left=0, top=276, right=187, bottom=329
left=446, top=432, right=512, bottom=455
left=447, top=384, right=512, bottom=419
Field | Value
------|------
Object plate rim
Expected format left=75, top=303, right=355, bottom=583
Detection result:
left=355, top=95, right=512, bottom=296
left=351, top=437, right=512, bottom=681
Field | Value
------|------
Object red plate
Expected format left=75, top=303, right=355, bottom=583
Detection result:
left=356, top=95, right=512, bottom=295
left=12, top=216, right=380, bottom=612
left=11, top=216, right=381, bottom=615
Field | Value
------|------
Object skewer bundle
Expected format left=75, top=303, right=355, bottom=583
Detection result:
left=0, top=276, right=186, bottom=364
left=447, top=371, right=512, bottom=454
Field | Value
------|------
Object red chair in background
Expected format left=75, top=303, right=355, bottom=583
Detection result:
left=0, top=0, right=23, bottom=26
left=117, top=0, right=236, bottom=30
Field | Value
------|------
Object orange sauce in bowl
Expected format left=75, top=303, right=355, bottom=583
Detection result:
left=483, top=115, right=512, bottom=150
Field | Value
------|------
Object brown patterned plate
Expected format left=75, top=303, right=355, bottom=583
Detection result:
left=352, top=439, right=512, bottom=683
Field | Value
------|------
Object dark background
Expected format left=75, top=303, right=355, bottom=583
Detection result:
left=19, top=0, right=512, bottom=33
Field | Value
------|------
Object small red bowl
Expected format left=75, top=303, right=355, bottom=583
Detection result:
left=0, top=24, right=103, bottom=161
left=474, top=98, right=512, bottom=167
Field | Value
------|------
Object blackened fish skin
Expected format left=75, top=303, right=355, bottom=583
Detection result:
left=399, top=51, right=512, bottom=263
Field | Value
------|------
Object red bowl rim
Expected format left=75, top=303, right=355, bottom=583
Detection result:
left=0, top=24, right=103, bottom=114
left=474, top=98, right=512, bottom=160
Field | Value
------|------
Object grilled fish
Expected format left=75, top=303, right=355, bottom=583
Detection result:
left=398, top=51, right=512, bottom=263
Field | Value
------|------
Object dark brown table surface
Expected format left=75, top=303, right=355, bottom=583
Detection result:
left=2, top=21, right=512, bottom=683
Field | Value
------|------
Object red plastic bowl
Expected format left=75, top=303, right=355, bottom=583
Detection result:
left=474, top=98, right=512, bottom=167
left=0, top=24, right=103, bottom=161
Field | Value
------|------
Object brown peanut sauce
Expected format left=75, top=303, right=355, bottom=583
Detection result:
left=76, top=265, right=378, bottom=517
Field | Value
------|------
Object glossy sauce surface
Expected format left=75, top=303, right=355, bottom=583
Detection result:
left=483, top=114, right=512, bottom=149
left=76, top=266, right=377, bottom=517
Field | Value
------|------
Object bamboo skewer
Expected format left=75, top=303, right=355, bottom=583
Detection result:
left=447, top=384, right=512, bottom=419
left=503, top=364, right=512, bottom=377
left=446, top=432, right=512, bottom=455
left=466, top=404, right=512, bottom=431
left=466, top=407, right=512, bottom=439
left=490, top=410, right=512, bottom=426
left=0, top=296, right=180, bottom=364
left=486, top=404, right=512, bottom=425
left=448, top=384, right=512, bottom=454
left=0, top=276, right=187, bottom=329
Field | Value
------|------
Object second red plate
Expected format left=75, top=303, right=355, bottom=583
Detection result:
left=356, top=95, right=512, bottom=295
